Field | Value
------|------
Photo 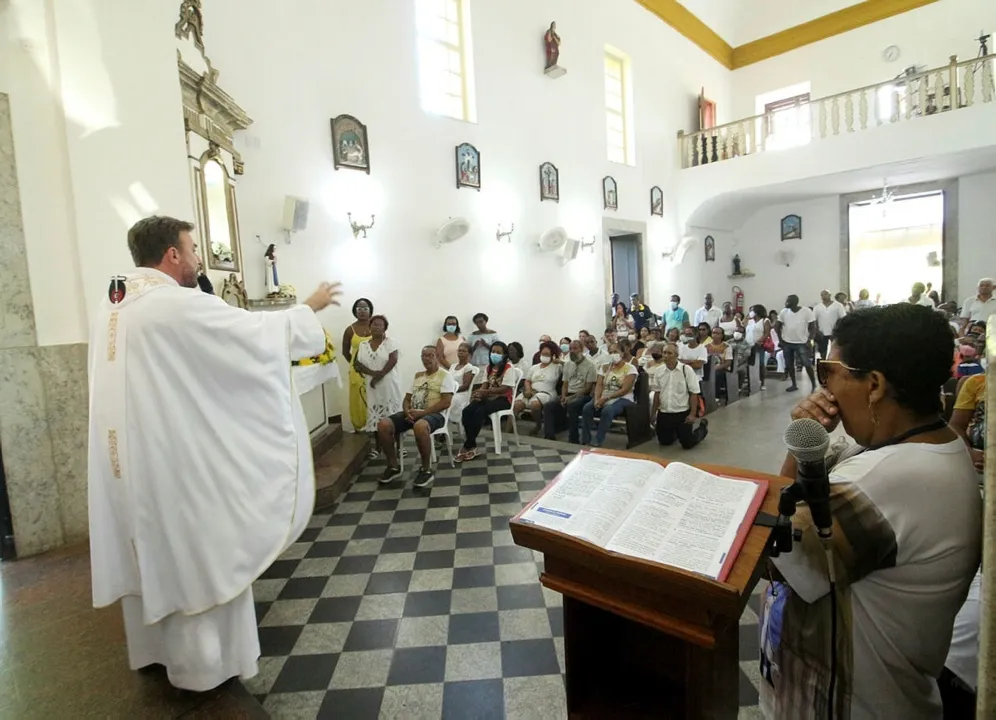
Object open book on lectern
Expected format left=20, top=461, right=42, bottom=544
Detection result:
left=515, top=453, right=767, bottom=582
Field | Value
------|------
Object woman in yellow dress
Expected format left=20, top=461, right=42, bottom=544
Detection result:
left=341, top=298, right=373, bottom=431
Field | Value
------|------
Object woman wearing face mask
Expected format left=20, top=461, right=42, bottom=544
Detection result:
left=435, top=315, right=465, bottom=370
left=342, top=297, right=374, bottom=432
left=456, top=342, right=518, bottom=462
left=513, top=340, right=564, bottom=436
left=760, top=304, right=981, bottom=719
left=746, top=304, right=772, bottom=391
left=581, top=339, right=639, bottom=447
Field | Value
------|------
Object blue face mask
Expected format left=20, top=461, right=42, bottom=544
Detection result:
left=445, top=324, right=457, bottom=333
left=490, top=352, right=505, bottom=365
left=560, top=343, right=570, bottom=353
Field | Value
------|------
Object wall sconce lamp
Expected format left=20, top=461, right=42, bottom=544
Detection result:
left=496, top=223, right=514, bottom=242
left=580, top=236, right=596, bottom=254
left=348, top=213, right=375, bottom=238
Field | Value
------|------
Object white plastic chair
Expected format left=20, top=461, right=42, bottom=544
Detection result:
left=398, top=403, right=455, bottom=470
left=489, top=367, right=524, bottom=455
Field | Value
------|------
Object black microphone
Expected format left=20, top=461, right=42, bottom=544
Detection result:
left=784, top=418, right=833, bottom=540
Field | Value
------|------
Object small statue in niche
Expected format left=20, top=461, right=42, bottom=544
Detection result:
left=544, top=22, right=561, bottom=70
left=264, top=244, right=280, bottom=297
left=732, top=254, right=742, bottom=276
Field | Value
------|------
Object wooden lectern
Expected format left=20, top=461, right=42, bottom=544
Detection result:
left=509, top=450, right=790, bottom=720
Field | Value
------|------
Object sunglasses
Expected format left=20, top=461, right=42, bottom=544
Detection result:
left=816, top=358, right=868, bottom=386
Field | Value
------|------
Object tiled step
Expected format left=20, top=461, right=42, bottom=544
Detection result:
left=313, top=430, right=370, bottom=511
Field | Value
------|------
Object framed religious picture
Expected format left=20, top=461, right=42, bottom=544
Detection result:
left=602, top=176, right=618, bottom=211
left=781, top=214, right=802, bottom=240
left=330, top=114, right=370, bottom=173
left=704, top=235, right=716, bottom=262
left=539, top=162, right=559, bottom=202
left=455, top=142, right=481, bottom=190
left=698, top=87, right=716, bottom=131
left=650, top=186, right=663, bottom=217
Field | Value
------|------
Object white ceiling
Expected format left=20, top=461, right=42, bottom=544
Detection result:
left=686, top=145, right=996, bottom=232
left=677, top=0, right=864, bottom=47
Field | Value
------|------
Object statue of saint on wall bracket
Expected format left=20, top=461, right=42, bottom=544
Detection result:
left=544, top=22, right=566, bottom=79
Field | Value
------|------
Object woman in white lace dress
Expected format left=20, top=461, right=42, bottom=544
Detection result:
left=354, top=315, right=403, bottom=436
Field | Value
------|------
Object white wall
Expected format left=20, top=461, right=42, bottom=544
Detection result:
left=731, top=0, right=995, bottom=118
left=201, top=0, right=731, bottom=391
left=1, top=0, right=191, bottom=345
left=2, top=0, right=87, bottom=346
left=958, top=171, right=996, bottom=302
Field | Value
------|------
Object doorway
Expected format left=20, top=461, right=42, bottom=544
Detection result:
left=0, top=444, right=14, bottom=560
left=848, top=192, right=944, bottom=305
left=609, top=233, right=642, bottom=302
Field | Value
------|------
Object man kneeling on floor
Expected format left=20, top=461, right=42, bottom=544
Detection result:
left=376, top=346, right=456, bottom=488
left=650, top=342, right=708, bottom=449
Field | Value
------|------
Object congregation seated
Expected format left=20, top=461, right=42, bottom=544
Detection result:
left=375, top=345, right=456, bottom=489
left=558, top=336, right=572, bottom=361
left=581, top=338, right=638, bottom=447
left=507, top=341, right=530, bottom=377
left=435, top=314, right=464, bottom=369
left=531, top=335, right=553, bottom=364
left=584, top=334, right=609, bottom=369
left=706, top=327, right=733, bottom=401
left=514, top=341, right=563, bottom=436
left=648, top=343, right=708, bottom=449
left=455, top=341, right=517, bottom=462
left=447, top=342, right=476, bottom=427
left=678, top=326, right=708, bottom=378
left=542, top=340, right=597, bottom=442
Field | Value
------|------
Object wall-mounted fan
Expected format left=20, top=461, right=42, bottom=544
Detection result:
left=435, top=217, right=470, bottom=248
left=537, top=226, right=568, bottom=253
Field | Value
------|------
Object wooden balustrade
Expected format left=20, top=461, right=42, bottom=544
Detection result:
left=679, top=53, right=996, bottom=169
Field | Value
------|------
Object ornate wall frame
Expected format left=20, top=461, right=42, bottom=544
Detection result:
left=194, top=144, right=243, bottom=272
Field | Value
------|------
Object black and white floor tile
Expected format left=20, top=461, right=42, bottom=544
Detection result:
left=249, top=437, right=765, bottom=719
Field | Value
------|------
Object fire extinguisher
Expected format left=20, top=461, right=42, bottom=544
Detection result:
left=732, top=286, right=744, bottom=315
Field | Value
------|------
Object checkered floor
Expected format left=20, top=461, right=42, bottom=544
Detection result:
left=248, top=437, right=766, bottom=719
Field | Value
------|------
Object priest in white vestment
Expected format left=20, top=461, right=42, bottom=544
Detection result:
left=88, top=216, right=341, bottom=691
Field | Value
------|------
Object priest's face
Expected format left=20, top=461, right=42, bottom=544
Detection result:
left=172, top=230, right=200, bottom=288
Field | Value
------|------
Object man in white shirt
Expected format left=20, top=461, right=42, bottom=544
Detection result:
left=650, top=343, right=707, bottom=449
left=776, top=294, right=816, bottom=392
left=960, top=277, right=995, bottom=332
left=88, top=216, right=340, bottom=692
left=813, top=289, right=846, bottom=360
left=677, top=327, right=708, bottom=379
left=693, top=293, right=723, bottom=329
left=586, top=334, right=610, bottom=369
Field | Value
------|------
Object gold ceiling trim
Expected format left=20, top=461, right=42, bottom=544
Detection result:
left=638, top=0, right=941, bottom=70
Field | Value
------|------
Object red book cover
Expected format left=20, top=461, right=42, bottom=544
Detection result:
left=715, top=477, right=768, bottom=583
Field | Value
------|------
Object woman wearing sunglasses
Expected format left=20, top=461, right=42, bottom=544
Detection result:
left=758, top=304, right=981, bottom=720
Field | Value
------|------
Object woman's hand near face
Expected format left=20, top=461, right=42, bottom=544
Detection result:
left=791, top=387, right=841, bottom=431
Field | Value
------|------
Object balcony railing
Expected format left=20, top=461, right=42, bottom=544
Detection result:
left=679, top=54, right=996, bottom=169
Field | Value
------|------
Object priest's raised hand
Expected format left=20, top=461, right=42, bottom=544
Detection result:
left=305, top=280, right=343, bottom=312
left=88, top=215, right=336, bottom=693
